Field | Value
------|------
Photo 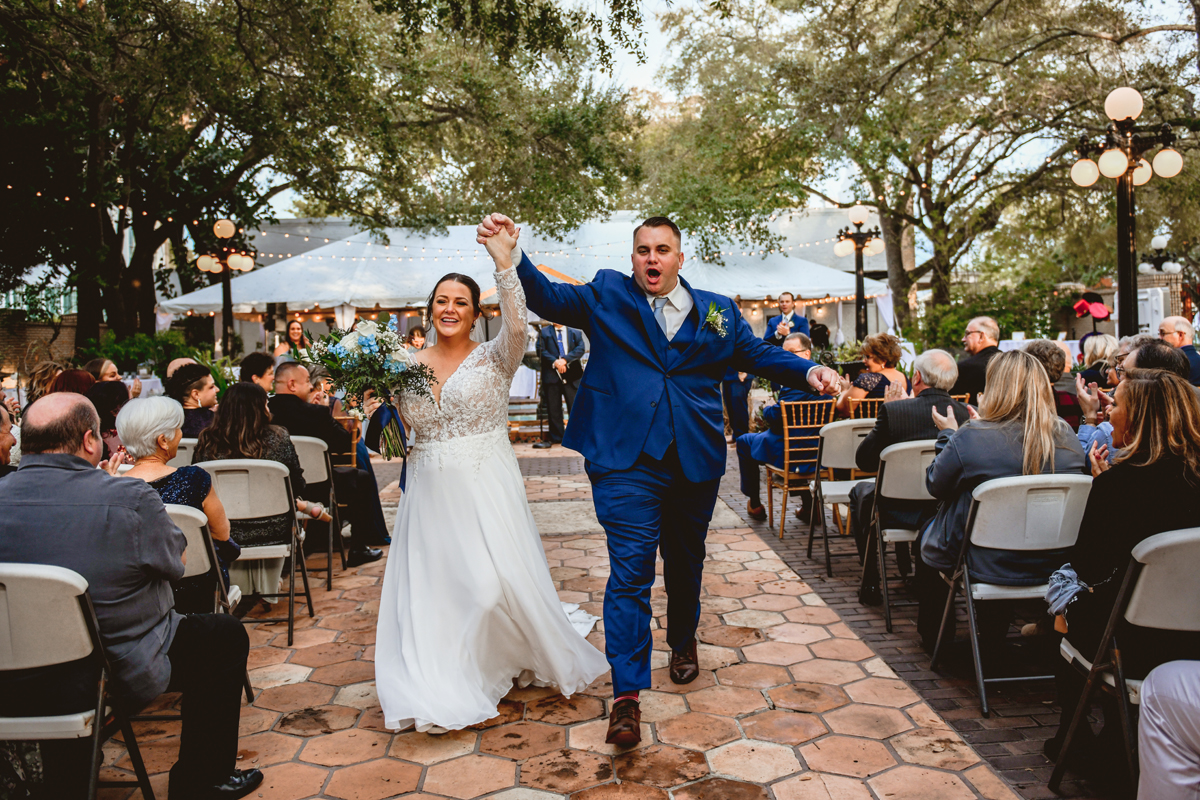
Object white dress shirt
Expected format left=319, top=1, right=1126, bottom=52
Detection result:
left=645, top=279, right=693, bottom=341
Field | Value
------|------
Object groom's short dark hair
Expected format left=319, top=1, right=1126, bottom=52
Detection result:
left=634, top=216, right=681, bottom=248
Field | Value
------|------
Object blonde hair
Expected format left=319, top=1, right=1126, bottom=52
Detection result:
left=1114, top=369, right=1200, bottom=484
left=977, top=350, right=1066, bottom=475
left=1084, top=334, right=1118, bottom=366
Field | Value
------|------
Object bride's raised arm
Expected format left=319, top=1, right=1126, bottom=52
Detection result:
left=482, top=226, right=529, bottom=378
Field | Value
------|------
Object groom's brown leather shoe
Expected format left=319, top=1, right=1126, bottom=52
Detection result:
left=605, top=698, right=641, bottom=746
left=669, top=639, right=699, bottom=684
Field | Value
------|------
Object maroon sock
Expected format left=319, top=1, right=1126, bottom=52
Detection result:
left=614, top=692, right=640, bottom=704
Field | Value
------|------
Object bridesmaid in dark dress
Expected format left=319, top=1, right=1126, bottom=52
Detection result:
left=115, top=395, right=238, bottom=614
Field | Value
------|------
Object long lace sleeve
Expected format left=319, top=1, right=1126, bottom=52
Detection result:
left=489, top=267, right=529, bottom=378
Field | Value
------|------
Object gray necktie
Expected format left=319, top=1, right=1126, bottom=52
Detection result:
left=653, top=297, right=669, bottom=339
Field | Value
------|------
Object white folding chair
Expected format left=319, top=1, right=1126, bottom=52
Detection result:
left=116, top=463, right=134, bottom=474
left=163, top=504, right=253, bottom=703
left=195, top=459, right=314, bottom=646
left=931, top=474, right=1092, bottom=716
left=1049, top=527, right=1200, bottom=792
left=860, top=440, right=938, bottom=633
left=169, top=438, right=197, bottom=468
left=808, top=418, right=877, bottom=575
left=290, top=435, right=346, bottom=590
left=0, top=564, right=155, bottom=800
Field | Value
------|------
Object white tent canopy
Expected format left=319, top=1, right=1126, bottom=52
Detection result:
left=160, top=213, right=886, bottom=315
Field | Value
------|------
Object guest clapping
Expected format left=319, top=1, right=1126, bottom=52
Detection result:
left=118, top=396, right=239, bottom=614
left=916, top=350, right=1087, bottom=648
left=167, top=363, right=219, bottom=437
left=85, top=357, right=141, bottom=398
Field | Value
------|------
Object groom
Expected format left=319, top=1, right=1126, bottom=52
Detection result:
left=477, top=214, right=840, bottom=745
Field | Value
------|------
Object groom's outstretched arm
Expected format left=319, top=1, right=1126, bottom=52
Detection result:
left=514, top=251, right=594, bottom=332
left=730, top=306, right=839, bottom=394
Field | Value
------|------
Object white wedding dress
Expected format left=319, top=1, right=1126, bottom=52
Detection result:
left=375, top=267, right=609, bottom=732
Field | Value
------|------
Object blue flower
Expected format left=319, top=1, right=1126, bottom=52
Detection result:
left=385, top=356, right=407, bottom=374
left=387, top=314, right=399, bottom=333
left=360, top=334, right=379, bottom=355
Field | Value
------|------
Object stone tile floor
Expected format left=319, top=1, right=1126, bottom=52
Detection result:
left=98, top=443, right=1032, bottom=799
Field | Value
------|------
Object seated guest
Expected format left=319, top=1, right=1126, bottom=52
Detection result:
left=1158, top=315, right=1200, bottom=385
left=47, top=368, right=95, bottom=396
left=1075, top=333, right=1159, bottom=459
left=22, top=360, right=62, bottom=411
left=950, top=316, right=1000, bottom=405
left=0, top=403, right=16, bottom=479
left=1127, top=338, right=1193, bottom=382
left=1045, top=369, right=1200, bottom=770
left=1025, top=339, right=1081, bottom=430
left=1080, top=334, right=1118, bottom=389
left=835, top=333, right=910, bottom=417
left=84, top=357, right=141, bottom=398
left=269, top=362, right=384, bottom=564
left=193, top=383, right=309, bottom=605
left=0, top=393, right=260, bottom=799
left=118, top=396, right=241, bottom=614
left=735, top=333, right=831, bottom=523
left=239, top=351, right=276, bottom=392
left=1137, top=661, right=1200, bottom=800
left=917, top=350, right=1087, bottom=648
left=85, top=379, right=131, bottom=459
left=850, top=350, right=968, bottom=604
left=167, top=363, right=219, bottom=437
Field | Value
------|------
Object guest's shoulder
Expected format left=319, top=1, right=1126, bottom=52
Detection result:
left=265, top=424, right=293, bottom=445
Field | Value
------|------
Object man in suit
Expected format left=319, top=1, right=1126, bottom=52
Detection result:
left=763, top=291, right=810, bottom=345
left=270, top=362, right=384, bottom=567
left=534, top=322, right=585, bottom=449
left=735, top=332, right=829, bottom=522
left=1159, top=316, right=1200, bottom=386
left=949, top=316, right=1000, bottom=405
left=850, top=349, right=968, bottom=605
left=478, top=213, right=840, bottom=746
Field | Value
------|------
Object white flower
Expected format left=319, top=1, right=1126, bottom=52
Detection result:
left=355, top=320, right=380, bottom=337
left=338, top=330, right=362, bottom=352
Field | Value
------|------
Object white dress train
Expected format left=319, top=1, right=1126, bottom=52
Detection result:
left=374, top=267, right=609, bottom=732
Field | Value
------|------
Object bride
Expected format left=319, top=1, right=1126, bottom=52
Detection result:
left=374, top=224, right=609, bottom=732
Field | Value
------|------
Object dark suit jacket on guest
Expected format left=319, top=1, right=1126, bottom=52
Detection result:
left=1183, top=344, right=1200, bottom=386
left=536, top=325, right=585, bottom=386
left=268, top=393, right=351, bottom=459
left=855, top=388, right=968, bottom=473
left=0, top=454, right=186, bottom=711
left=950, top=345, right=1000, bottom=406
left=763, top=313, right=811, bottom=345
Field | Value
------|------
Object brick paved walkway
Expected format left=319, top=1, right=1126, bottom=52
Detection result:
left=97, top=443, right=1044, bottom=799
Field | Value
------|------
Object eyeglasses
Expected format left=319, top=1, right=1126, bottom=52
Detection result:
left=963, top=330, right=983, bottom=339
left=1113, top=364, right=1125, bottom=377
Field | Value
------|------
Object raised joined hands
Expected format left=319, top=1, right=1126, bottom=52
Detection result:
left=477, top=213, right=520, bottom=264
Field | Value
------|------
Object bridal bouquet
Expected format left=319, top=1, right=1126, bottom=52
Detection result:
left=295, top=315, right=435, bottom=459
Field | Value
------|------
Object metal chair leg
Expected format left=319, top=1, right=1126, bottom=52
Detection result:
left=930, top=570, right=960, bottom=671
left=298, top=549, right=315, bottom=617
left=806, top=484, right=817, bottom=558
left=243, top=670, right=255, bottom=703
left=878, top=522, right=894, bottom=633
left=820, top=489, right=833, bottom=577
left=120, top=716, right=156, bottom=800
left=286, top=535, right=297, bottom=646
left=963, top=574, right=990, bottom=717
left=1049, top=665, right=1104, bottom=791
left=1112, top=642, right=1140, bottom=785
left=767, top=469, right=775, bottom=531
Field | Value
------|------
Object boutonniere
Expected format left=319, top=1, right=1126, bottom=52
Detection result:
left=704, top=302, right=729, bottom=338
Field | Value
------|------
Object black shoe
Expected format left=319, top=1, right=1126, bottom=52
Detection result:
left=533, top=441, right=554, bottom=449
left=858, top=586, right=883, bottom=606
left=345, top=547, right=383, bottom=568
left=170, top=768, right=264, bottom=800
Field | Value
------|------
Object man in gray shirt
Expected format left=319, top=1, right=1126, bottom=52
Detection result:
left=0, top=393, right=261, bottom=800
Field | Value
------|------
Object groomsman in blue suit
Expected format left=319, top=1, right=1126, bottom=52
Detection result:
left=477, top=213, right=840, bottom=746
left=763, top=291, right=810, bottom=345
left=535, top=322, right=586, bottom=449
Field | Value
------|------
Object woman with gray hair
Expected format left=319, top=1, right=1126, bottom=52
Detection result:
left=117, top=396, right=238, bottom=613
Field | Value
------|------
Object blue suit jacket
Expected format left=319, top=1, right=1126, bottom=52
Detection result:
left=764, top=313, right=810, bottom=345
left=515, top=252, right=824, bottom=482
left=742, top=385, right=830, bottom=470
left=536, top=325, right=586, bottom=385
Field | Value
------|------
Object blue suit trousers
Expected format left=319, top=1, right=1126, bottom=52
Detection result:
left=587, top=446, right=721, bottom=695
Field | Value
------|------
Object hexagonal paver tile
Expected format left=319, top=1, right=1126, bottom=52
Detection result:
left=823, top=704, right=913, bottom=740
left=781, top=606, right=842, bottom=625
left=238, top=706, right=277, bottom=736
left=573, top=784, right=668, bottom=799
left=424, top=754, right=518, bottom=799
left=309, top=660, right=377, bottom=686
left=698, top=644, right=739, bottom=670
left=247, top=645, right=292, bottom=669
left=773, top=771, right=874, bottom=800
left=685, top=685, right=768, bottom=717
left=286, top=627, right=339, bottom=648
left=275, top=704, right=361, bottom=737
left=788, top=660, right=865, bottom=686
left=613, top=743, right=709, bottom=788
left=649, top=667, right=716, bottom=694
left=699, top=596, right=745, bottom=614
left=632, top=690, right=687, bottom=722
left=491, top=790, right=570, bottom=800
left=844, top=677, right=920, bottom=708
left=742, top=641, right=813, bottom=666
left=698, top=625, right=765, bottom=648
left=655, top=712, right=741, bottom=751
left=761, top=580, right=813, bottom=596
left=768, top=682, right=849, bottom=713
left=299, top=728, right=391, bottom=766
left=320, top=610, right=378, bottom=631
left=809, top=638, right=875, bottom=662
left=741, top=709, right=827, bottom=745
left=867, top=765, right=977, bottom=800
left=707, top=583, right=761, bottom=599
left=743, top=594, right=802, bottom=611
left=890, top=728, right=980, bottom=770
left=567, top=718, right=653, bottom=755
left=673, top=777, right=769, bottom=800
left=253, top=762, right=330, bottom=800
left=389, top=728, right=478, bottom=764
left=964, top=764, right=1023, bottom=800
left=333, top=681, right=378, bottom=709
left=715, top=662, right=792, bottom=689
left=470, top=698, right=525, bottom=729
left=708, top=739, right=803, bottom=783
left=723, top=609, right=786, bottom=629
left=323, top=759, right=422, bottom=799
left=233, top=731, right=302, bottom=767
left=525, top=693, right=606, bottom=725
left=519, top=748, right=614, bottom=793
left=480, top=721, right=566, bottom=759
left=799, top=736, right=896, bottom=778
left=254, top=680, right=336, bottom=712
left=767, top=623, right=831, bottom=645
left=249, top=663, right=313, bottom=690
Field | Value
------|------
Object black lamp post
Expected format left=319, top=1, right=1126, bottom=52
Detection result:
left=1069, top=87, right=1183, bottom=337
left=835, top=204, right=883, bottom=341
left=196, top=219, right=254, bottom=357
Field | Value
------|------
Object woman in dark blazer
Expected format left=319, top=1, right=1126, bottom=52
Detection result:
left=1045, top=369, right=1200, bottom=766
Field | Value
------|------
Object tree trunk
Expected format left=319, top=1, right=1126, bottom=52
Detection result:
left=930, top=248, right=953, bottom=308
left=127, top=216, right=165, bottom=335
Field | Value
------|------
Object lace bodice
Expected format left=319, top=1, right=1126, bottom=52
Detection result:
left=399, top=268, right=528, bottom=450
